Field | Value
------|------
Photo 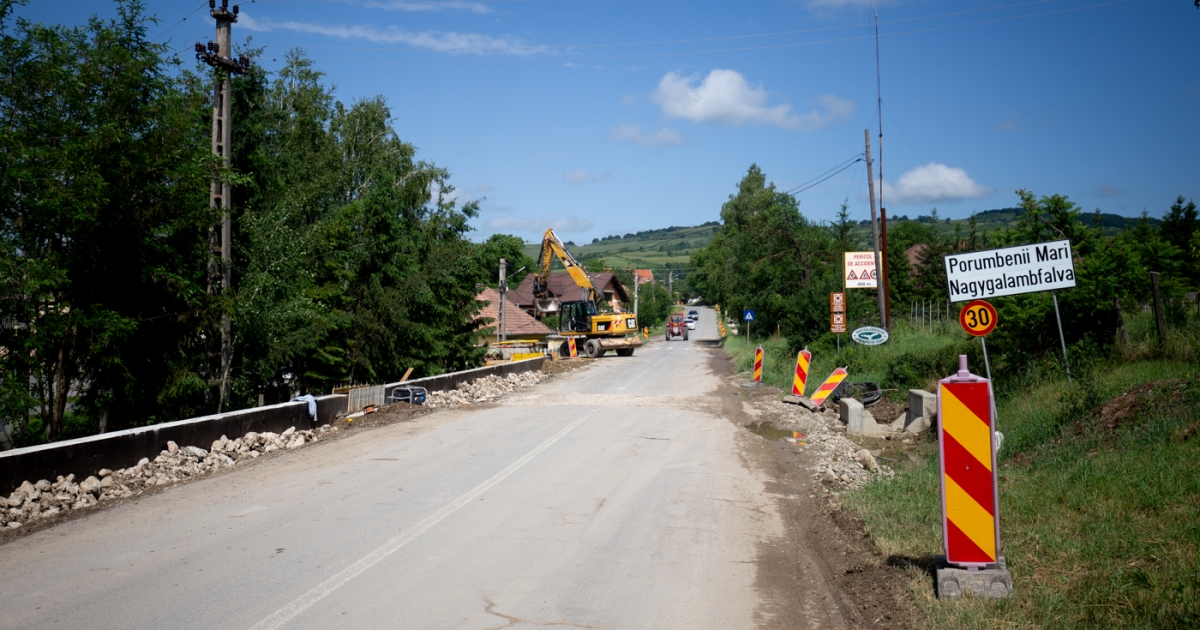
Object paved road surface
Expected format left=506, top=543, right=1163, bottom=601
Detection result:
left=0, top=308, right=829, bottom=629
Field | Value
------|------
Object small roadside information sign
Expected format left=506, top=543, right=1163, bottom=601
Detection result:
left=943, top=240, right=1075, bottom=302
left=831, top=313, right=846, bottom=334
left=843, top=252, right=878, bottom=289
left=830, top=292, right=846, bottom=313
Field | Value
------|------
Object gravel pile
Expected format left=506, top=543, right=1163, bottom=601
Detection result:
left=1, top=424, right=338, bottom=530
left=427, top=371, right=547, bottom=407
left=757, top=399, right=894, bottom=491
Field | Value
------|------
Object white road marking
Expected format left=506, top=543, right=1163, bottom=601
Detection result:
left=247, top=413, right=594, bottom=630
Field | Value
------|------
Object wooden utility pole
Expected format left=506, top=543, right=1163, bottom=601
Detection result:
left=196, top=0, right=250, bottom=411
left=1151, top=271, right=1166, bottom=347
left=498, top=258, right=508, bottom=342
left=864, top=129, right=887, bottom=329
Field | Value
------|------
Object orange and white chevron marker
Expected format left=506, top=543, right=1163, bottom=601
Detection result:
left=567, top=337, right=578, bottom=358
left=752, top=346, right=764, bottom=382
left=792, top=348, right=812, bottom=396
left=938, top=356, right=1000, bottom=567
left=808, top=367, right=848, bottom=407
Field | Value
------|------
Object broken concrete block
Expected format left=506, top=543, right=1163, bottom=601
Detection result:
left=905, top=389, right=937, bottom=434
left=936, top=556, right=1013, bottom=599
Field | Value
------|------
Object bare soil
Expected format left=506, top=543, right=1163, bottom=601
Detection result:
left=704, top=344, right=915, bottom=630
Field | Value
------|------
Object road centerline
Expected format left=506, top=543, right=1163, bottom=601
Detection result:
left=246, top=412, right=595, bottom=630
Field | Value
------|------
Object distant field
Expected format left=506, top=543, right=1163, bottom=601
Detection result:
left=519, top=223, right=719, bottom=271
left=515, top=208, right=1153, bottom=271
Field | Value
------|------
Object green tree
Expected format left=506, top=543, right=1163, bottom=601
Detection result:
left=0, top=0, right=217, bottom=441
left=474, top=234, right=533, bottom=289
left=690, top=165, right=837, bottom=343
left=230, top=51, right=488, bottom=399
left=1160, top=196, right=1197, bottom=288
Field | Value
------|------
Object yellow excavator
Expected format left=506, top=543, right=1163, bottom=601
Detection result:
left=534, top=228, right=642, bottom=358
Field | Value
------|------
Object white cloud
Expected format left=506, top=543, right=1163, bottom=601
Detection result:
left=360, top=1, right=494, bottom=13
left=608, top=124, right=684, bottom=147
left=1095, top=184, right=1125, bottom=198
left=562, top=170, right=612, bottom=183
left=651, top=69, right=852, bottom=131
left=239, top=13, right=544, bottom=55
left=486, top=214, right=594, bottom=234
left=621, top=93, right=638, bottom=106
left=881, top=163, right=994, bottom=205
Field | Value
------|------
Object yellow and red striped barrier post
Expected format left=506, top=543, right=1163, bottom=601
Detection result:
left=567, top=337, right=578, bottom=359
left=792, top=348, right=811, bottom=397
left=752, top=346, right=764, bottom=383
left=938, top=355, right=1000, bottom=567
left=808, top=367, right=847, bottom=407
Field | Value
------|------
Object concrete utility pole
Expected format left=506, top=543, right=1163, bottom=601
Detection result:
left=633, top=273, right=639, bottom=319
left=668, top=272, right=674, bottom=303
left=864, top=129, right=887, bottom=329
left=196, top=0, right=250, bottom=411
left=498, top=258, right=508, bottom=342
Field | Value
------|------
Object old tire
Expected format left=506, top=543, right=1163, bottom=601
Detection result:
left=616, top=347, right=634, bottom=357
left=584, top=339, right=602, bottom=358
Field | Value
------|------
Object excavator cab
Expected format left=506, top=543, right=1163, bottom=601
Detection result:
left=559, top=300, right=597, bottom=333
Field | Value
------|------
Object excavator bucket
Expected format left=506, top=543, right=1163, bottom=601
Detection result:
left=536, top=299, right=559, bottom=313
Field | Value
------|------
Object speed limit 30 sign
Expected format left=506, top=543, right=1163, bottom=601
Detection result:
left=959, top=300, right=998, bottom=337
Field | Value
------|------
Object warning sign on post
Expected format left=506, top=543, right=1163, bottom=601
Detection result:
left=944, top=240, right=1075, bottom=302
left=844, top=252, right=878, bottom=289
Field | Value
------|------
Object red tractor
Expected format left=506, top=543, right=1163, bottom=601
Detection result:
left=666, top=313, right=689, bottom=341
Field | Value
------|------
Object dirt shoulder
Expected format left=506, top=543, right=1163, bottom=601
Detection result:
left=702, top=342, right=915, bottom=630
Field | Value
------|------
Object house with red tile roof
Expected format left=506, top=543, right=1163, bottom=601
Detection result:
left=475, top=287, right=553, bottom=343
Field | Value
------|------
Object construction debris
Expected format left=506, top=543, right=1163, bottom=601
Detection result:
left=0, top=425, right=339, bottom=530
left=426, top=371, right=547, bottom=408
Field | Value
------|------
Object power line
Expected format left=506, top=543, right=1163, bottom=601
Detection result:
left=151, top=1, right=209, bottom=43
left=784, top=154, right=865, bottom=197
left=242, top=0, right=1127, bottom=65
left=270, top=0, right=1067, bottom=54
left=881, top=100, right=954, bottom=214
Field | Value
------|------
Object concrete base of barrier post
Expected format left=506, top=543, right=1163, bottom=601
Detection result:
left=781, top=395, right=818, bottom=410
left=839, top=398, right=887, bottom=437
left=935, top=556, right=1014, bottom=599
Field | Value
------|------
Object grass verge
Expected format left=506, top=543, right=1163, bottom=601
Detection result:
left=725, top=312, right=1200, bottom=629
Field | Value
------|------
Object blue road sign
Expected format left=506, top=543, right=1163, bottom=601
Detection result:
left=744, top=310, right=755, bottom=321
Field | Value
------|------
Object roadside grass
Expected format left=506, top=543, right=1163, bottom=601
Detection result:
left=722, top=310, right=1200, bottom=628
left=839, top=316, right=1200, bottom=628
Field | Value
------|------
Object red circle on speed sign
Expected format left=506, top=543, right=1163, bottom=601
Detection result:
left=959, top=300, right=998, bottom=336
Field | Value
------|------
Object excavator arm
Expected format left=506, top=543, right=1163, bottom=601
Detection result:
left=533, top=228, right=599, bottom=312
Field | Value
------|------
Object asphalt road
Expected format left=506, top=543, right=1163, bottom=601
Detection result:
left=0, top=308, right=805, bottom=630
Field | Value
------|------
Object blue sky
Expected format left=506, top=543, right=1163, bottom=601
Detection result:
left=21, top=0, right=1200, bottom=243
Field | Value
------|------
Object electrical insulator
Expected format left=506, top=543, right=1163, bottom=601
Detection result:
left=221, top=0, right=229, bottom=9
left=209, top=0, right=215, bottom=9
left=233, top=5, right=239, bottom=14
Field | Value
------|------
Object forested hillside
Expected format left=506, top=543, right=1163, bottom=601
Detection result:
left=0, top=1, right=525, bottom=445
